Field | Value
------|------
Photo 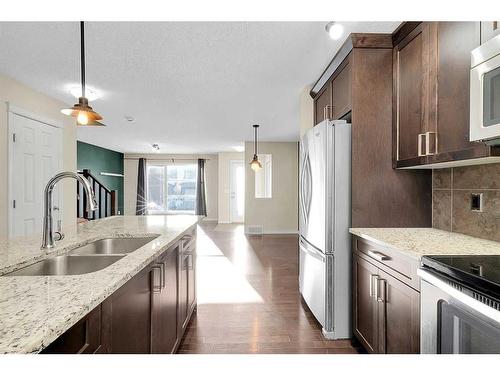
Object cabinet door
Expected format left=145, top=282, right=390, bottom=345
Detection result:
left=314, top=83, right=332, bottom=125
left=187, top=248, right=196, bottom=313
left=178, top=250, right=189, bottom=333
left=436, top=22, right=483, bottom=155
left=377, top=269, right=420, bottom=354
left=332, top=60, right=352, bottom=119
left=101, top=264, right=153, bottom=353
left=352, top=254, right=379, bottom=353
left=42, top=305, right=103, bottom=354
left=481, top=21, right=500, bottom=44
left=151, top=246, right=179, bottom=354
left=394, top=23, right=426, bottom=161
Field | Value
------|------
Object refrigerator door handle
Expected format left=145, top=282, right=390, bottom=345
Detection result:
left=299, top=155, right=308, bottom=226
left=304, top=153, right=313, bottom=220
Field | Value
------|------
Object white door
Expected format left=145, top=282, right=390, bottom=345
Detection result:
left=9, top=111, right=63, bottom=238
left=229, top=160, right=245, bottom=223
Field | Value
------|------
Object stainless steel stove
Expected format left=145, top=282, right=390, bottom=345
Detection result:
left=418, top=255, right=500, bottom=354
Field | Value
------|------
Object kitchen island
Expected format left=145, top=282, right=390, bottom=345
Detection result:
left=0, top=215, right=200, bottom=354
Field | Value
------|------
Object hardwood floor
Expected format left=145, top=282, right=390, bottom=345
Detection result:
left=177, top=222, right=360, bottom=354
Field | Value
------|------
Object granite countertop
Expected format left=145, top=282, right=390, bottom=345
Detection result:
left=349, top=227, right=500, bottom=260
left=0, top=215, right=201, bottom=353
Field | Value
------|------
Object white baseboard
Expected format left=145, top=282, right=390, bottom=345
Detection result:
left=244, top=227, right=298, bottom=235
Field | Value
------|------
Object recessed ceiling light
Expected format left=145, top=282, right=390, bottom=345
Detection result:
left=69, top=85, right=100, bottom=101
left=124, top=116, right=135, bottom=122
left=325, top=22, right=344, bottom=40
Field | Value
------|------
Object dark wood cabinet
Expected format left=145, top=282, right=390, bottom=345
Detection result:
left=314, top=84, right=332, bottom=125
left=353, top=254, right=378, bottom=353
left=101, top=263, right=154, bottom=353
left=42, top=305, right=103, bottom=354
left=378, top=269, right=420, bottom=354
left=42, top=226, right=198, bottom=354
left=352, top=237, right=420, bottom=354
left=393, top=23, right=426, bottom=162
left=393, top=22, right=499, bottom=168
left=178, top=231, right=196, bottom=335
left=331, top=58, right=352, bottom=119
left=151, top=244, right=179, bottom=354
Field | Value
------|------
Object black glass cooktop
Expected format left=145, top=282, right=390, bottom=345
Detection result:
left=421, top=255, right=500, bottom=300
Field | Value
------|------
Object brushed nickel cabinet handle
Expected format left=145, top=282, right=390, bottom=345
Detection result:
left=367, top=250, right=390, bottom=262
left=151, top=266, right=162, bottom=294
left=323, top=105, right=331, bottom=121
left=417, top=133, right=425, bottom=156
left=377, top=278, right=387, bottom=303
left=425, top=131, right=437, bottom=156
left=369, top=274, right=378, bottom=297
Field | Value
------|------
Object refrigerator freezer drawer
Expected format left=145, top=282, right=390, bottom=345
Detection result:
left=299, top=242, right=325, bottom=326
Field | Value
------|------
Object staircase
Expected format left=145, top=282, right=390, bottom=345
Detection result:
left=77, top=169, right=117, bottom=220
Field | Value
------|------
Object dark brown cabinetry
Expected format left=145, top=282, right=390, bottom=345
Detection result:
left=393, top=22, right=499, bottom=168
left=331, top=58, right=352, bottom=119
left=101, top=263, right=154, bottom=353
left=151, top=244, right=179, bottom=354
left=41, top=226, right=197, bottom=354
left=43, top=305, right=104, bottom=354
left=314, top=84, right=332, bottom=125
left=352, top=237, right=420, bottom=354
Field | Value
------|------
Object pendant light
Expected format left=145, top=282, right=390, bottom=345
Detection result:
left=250, top=124, right=263, bottom=171
left=61, top=21, right=104, bottom=126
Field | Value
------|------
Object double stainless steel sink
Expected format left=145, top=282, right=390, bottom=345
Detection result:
left=6, top=237, right=158, bottom=277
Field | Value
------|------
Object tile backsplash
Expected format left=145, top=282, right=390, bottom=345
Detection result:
left=432, top=163, right=500, bottom=242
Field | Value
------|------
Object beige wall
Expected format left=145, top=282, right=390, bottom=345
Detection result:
left=244, top=142, right=298, bottom=234
left=217, top=152, right=245, bottom=223
left=124, top=153, right=218, bottom=221
left=299, top=85, right=314, bottom=139
left=0, top=74, right=77, bottom=239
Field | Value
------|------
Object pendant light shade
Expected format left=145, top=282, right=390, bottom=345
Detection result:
left=250, top=124, right=262, bottom=171
left=61, top=21, right=104, bottom=126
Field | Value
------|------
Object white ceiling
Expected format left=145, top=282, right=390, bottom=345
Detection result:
left=0, top=22, right=399, bottom=154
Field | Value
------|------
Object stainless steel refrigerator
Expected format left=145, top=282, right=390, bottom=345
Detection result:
left=299, top=119, right=351, bottom=340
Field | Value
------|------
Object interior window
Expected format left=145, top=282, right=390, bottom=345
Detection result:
left=255, top=154, right=272, bottom=198
left=147, top=164, right=197, bottom=214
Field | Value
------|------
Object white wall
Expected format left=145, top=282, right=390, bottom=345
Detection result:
left=299, top=85, right=314, bottom=139
left=217, top=152, right=245, bottom=223
left=0, top=74, right=77, bottom=239
left=244, top=142, right=298, bottom=234
left=124, top=153, right=218, bottom=221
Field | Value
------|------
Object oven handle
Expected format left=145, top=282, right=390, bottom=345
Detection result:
left=418, top=268, right=500, bottom=324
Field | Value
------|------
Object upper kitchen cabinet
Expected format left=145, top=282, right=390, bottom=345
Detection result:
left=314, top=82, right=332, bottom=125
left=481, top=21, right=500, bottom=44
left=311, top=32, right=431, bottom=228
left=331, top=58, right=352, bottom=119
left=393, top=22, right=500, bottom=169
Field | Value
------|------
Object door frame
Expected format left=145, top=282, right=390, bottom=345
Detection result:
left=229, top=159, right=244, bottom=223
left=7, top=103, right=64, bottom=238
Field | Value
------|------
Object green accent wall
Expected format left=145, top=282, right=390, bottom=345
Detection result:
left=77, top=141, right=124, bottom=215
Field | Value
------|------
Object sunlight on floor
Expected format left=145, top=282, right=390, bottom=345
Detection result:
left=196, top=225, right=264, bottom=305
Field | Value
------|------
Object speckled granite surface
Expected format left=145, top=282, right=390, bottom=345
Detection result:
left=349, top=227, right=500, bottom=260
left=0, top=215, right=200, bottom=353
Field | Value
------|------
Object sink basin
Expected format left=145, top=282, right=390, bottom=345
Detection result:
left=6, top=255, right=125, bottom=276
left=69, top=237, right=158, bottom=256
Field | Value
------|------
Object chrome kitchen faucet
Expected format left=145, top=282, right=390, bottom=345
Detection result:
left=41, top=172, right=98, bottom=250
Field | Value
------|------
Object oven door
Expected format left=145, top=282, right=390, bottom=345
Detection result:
left=470, top=48, right=500, bottom=143
left=419, top=269, right=500, bottom=354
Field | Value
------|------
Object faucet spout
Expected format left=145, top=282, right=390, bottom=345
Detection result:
left=41, top=171, right=98, bottom=250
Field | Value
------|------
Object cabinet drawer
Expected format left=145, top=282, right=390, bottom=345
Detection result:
left=354, top=237, right=420, bottom=291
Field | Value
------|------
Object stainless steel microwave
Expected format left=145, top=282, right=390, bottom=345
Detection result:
left=470, top=34, right=500, bottom=144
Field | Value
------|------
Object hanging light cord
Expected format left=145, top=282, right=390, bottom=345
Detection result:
left=80, top=21, right=85, bottom=98
left=254, top=125, right=258, bottom=155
